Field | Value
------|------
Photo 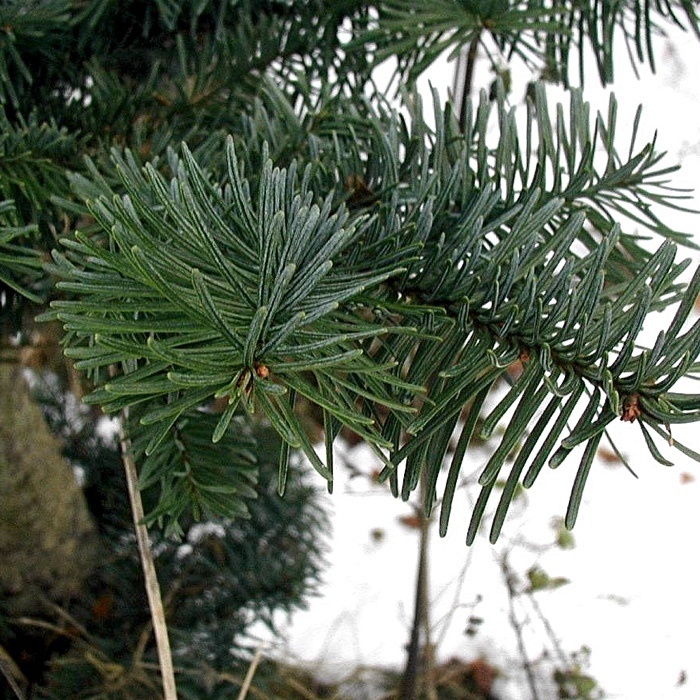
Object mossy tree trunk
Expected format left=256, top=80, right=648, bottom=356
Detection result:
left=0, top=363, right=98, bottom=620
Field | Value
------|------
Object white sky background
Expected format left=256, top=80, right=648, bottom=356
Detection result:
left=255, top=22, right=700, bottom=700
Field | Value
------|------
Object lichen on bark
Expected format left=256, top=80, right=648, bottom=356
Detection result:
left=0, top=364, right=98, bottom=619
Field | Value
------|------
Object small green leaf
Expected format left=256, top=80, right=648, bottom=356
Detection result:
left=527, top=565, right=570, bottom=592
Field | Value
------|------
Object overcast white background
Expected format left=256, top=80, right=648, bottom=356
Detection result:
left=253, top=23, right=700, bottom=700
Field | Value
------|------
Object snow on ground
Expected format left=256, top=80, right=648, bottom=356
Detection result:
left=259, top=432, right=700, bottom=699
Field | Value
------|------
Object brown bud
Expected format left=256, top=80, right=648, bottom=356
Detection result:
left=621, top=394, right=641, bottom=422
left=344, top=174, right=378, bottom=208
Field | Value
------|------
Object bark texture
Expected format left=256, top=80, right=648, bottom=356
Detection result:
left=0, top=364, right=98, bottom=619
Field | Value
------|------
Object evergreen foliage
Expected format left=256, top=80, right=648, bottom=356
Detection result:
left=2, top=0, right=700, bottom=693
left=0, top=199, right=41, bottom=302
left=360, top=0, right=700, bottom=87
left=1, top=0, right=699, bottom=543
left=9, top=373, right=327, bottom=698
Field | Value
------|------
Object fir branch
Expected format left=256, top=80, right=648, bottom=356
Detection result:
left=45, top=71, right=700, bottom=543
left=44, top=137, right=421, bottom=489
left=0, top=109, right=77, bottom=220
left=353, top=0, right=700, bottom=88
left=0, top=0, right=72, bottom=107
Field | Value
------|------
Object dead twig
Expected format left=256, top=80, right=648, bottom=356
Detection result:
left=236, top=645, right=265, bottom=700
left=117, top=407, right=178, bottom=700
left=0, top=643, right=27, bottom=700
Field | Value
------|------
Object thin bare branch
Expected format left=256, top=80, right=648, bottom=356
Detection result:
left=236, top=644, right=265, bottom=700
left=0, top=643, right=27, bottom=700
left=118, top=410, right=178, bottom=700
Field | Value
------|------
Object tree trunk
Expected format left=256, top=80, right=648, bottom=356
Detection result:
left=0, top=364, right=98, bottom=620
